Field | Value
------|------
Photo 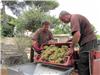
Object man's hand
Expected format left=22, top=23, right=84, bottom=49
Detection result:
left=72, top=31, right=81, bottom=47
left=67, top=47, right=74, bottom=56
left=32, top=40, right=42, bottom=51
left=33, top=45, right=42, bottom=51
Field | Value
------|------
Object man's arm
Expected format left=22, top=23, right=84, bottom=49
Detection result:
left=32, top=40, right=38, bottom=47
left=72, top=31, right=81, bottom=47
left=32, top=40, right=43, bottom=51
left=32, top=29, right=42, bottom=51
left=47, top=31, right=55, bottom=44
left=70, top=15, right=81, bottom=47
left=67, top=31, right=81, bottom=55
left=49, top=31, right=54, bottom=40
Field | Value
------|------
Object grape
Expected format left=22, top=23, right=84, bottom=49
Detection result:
left=41, top=45, right=69, bottom=63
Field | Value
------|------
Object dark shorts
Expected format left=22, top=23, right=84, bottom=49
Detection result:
left=80, top=39, right=98, bottom=53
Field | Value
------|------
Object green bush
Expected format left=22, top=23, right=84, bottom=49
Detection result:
left=1, top=24, right=14, bottom=37
left=14, top=34, right=32, bottom=63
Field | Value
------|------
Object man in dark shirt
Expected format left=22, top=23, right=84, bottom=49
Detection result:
left=59, top=11, right=97, bottom=75
left=30, top=21, right=54, bottom=62
left=32, top=21, right=54, bottom=54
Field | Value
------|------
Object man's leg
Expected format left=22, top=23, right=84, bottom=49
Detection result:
left=77, top=39, right=97, bottom=75
left=30, top=47, right=34, bottom=62
left=78, top=52, right=90, bottom=75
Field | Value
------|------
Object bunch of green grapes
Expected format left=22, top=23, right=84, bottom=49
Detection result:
left=41, top=45, right=69, bottom=63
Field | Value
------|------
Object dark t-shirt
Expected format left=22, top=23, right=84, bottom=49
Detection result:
left=32, top=28, right=53, bottom=46
left=70, top=14, right=96, bottom=46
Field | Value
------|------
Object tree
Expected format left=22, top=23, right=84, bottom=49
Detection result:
left=32, top=1, right=59, bottom=12
left=1, top=1, right=22, bottom=36
left=53, top=23, right=71, bottom=34
left=1, top=1, right=18, bottom=16
left=1, top=0, right=59, bottom=16
left=1, top=1, right=59, bottom=36
left=14, top=9, right=59, bottom=32
left=12, top=1, right=59, bottom=32
left=96, top=35, right=100, bottom=39
left=1, top=14, right=15, bottom=37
